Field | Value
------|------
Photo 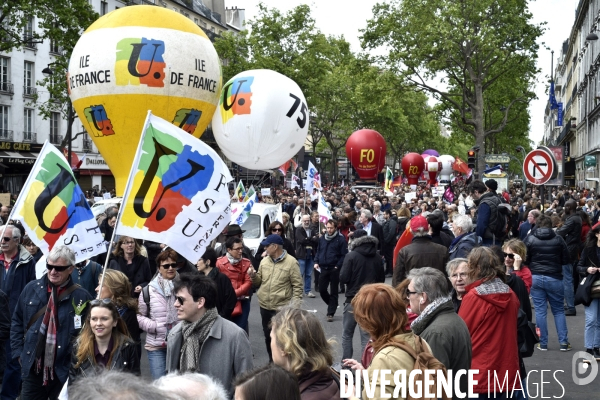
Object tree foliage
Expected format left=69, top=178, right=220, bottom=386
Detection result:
left=215, top=4, right=443, bottom=182
left=362, top=0, right=543, bottom=173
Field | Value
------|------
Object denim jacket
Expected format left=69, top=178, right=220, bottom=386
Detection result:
left=10, top=276, right=93, bottom=381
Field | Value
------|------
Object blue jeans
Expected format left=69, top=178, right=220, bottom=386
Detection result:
left=562, top=264, right=575, bottom=311
left=0, top=340, right=21, bottom=400
left=341, top=302, right=370, bottom=360
left=231, top=299, right=251, bottom=335
left=584, top=298, right=600, bottom=349
left=147, top=348, right=167, bottom=380
left=531, top=275, right=569, bottom=347
left=298, top=256, right=314, bottom=294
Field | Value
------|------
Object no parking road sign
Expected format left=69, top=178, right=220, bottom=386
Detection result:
left=523, top=148, right=557, bottom=185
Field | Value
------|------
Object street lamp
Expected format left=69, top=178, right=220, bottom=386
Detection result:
left=587, top=32, right=599, bottom=41
left=42, top=62, right=73, bottom=167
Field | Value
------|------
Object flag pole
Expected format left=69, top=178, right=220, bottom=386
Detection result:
left=2, top=141, right=53, bottom=245
left=97, top=111, right=153, bottom=299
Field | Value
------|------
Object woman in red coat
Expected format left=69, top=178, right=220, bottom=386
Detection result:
left=459, top=247, right=521, bottom=399
left=216, top=236, right=253, bottom=334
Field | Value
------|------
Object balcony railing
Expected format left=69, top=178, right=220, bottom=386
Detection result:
left=23, top=132, right=36, bottom=142
left=23, top=35, right=36, bottom=50
left=83, top=138, right=93, bottom=151
left=0, top=130, right=13, bottom=140
left=49, top=134, right=62, bottom=145
left=0, top=82, right=13, bottom=95
left=23, top=86, right=37, bottom=97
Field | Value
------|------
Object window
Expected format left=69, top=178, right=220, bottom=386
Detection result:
left=23, top=61, right=35, bottom=96
left=23, top=108, right=33, bottom=141
left=23, top=16, right=34, bottom=48
left=0, top=106, right=9, bottom=138
left=101, top=1, right=108, bottom=15
left=50, top=112, right=60, bottom=143
left=49, top=39, right=60, bottom=54
left=0, top=57, right=9, bottom=92
left=194, top=18, right=199, bottom=25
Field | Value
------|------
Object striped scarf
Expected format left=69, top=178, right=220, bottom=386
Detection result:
left=35, top=284, right=59, bottom=385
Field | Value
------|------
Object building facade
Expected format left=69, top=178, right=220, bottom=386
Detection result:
left=0, top=0, right=244, bottom=194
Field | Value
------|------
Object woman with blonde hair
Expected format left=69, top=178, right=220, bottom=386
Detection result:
left=502, top=238, right=532, bottom=292
left=108, top=235, right=151, bottom=296
left=96, top=269, right=141, bottom=357
left=270, top=306, right=339, bottom=400
left=69, top=300, right=140, bottom=385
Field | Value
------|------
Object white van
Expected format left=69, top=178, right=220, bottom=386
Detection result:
left=91, top=197, right=123, bottom=218
left=237, top=203, right=279, bottom=256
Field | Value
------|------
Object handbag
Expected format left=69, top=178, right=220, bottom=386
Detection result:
left=591, top=279, right=600, bottom=299
left=575, top=274, right=600, bottom=307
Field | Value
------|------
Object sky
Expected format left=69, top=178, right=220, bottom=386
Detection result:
left=228, top=0, right=579, bottom=146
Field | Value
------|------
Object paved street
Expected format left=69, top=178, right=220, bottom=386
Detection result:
left=136, top=276, right=600, bottom=399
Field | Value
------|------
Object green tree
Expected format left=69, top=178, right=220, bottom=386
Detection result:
left=362, top=0, right=543, bottom=173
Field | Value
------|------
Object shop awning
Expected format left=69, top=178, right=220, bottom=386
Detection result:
left=0, top=151, right=37, bottom=159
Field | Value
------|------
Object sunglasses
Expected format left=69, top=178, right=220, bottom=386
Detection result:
left=46, top=263, right=71, bottom=272
left=1, top=237, right=14, bottom=242
left=271, top=228, right=282, bottom=232
left=160, top=263, right=180, bottom=270
left=503, top=252, right=515, bottom=259
left=175, top=296, right=186, bottom=305
left=90, top=298, right=112, bottom=306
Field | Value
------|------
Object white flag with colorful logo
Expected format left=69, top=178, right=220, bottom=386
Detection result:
left=291, top=174, right=300, bottom=188
left=317, top=192, right=332, bottom=224
left=116, top=113, right=233, bottom=263
left=231, top=195, right=256, bottom=226
left=306, top=161, right=322, bottom=191
left=384, top=167, right=394, bottom=195
left=243, top=185, right=256, bottom=203
left=12, top=141, right=105, bottom=262
left=234, top=180, right=246, bottom=202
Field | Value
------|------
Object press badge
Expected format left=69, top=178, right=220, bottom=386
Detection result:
left=74, top=315, right=82, bottom=329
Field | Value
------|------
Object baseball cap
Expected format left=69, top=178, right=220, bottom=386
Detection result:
left=260, top=234, right=284, bottom=247
left=409, top=215, right=429, bottom=232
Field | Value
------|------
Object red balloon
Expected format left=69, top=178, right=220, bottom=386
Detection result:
left=425, top=156, right=442, bottom=185
left=401, top=153, right=425, bottom=185
left=345, top=129, right=387, bottom=180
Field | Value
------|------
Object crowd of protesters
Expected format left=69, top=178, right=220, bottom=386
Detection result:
left=0, top=178, right=598, bottom=399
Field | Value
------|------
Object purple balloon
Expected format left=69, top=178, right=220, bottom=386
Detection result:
left=422, top=149, right=440, bottom=157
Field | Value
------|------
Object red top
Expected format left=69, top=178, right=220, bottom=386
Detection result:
left=514, top=266, right=532, bottom=293
left=216, top=256, right=252, bottom=298
left=459, top=278, right=521, bottom=394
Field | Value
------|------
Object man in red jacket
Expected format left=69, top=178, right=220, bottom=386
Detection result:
left=459, top=247, right=521, bottom=399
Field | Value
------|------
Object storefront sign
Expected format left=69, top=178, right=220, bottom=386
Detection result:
left=78, top=153, right=110, bottom=170
left=4, top=158, right=35, bottom=166
left=0, top=141, right=42, bottom=152
left=585, top=155, right=597, bottom=167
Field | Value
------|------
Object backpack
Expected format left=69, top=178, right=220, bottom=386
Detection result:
left=142, top=285, right=151, bottom=318
left=481, top=194, right=510, bottom=241
left=379, top=336, right=450, bottom=400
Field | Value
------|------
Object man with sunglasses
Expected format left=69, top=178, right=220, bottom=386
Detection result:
left=11, top=245, right=93, bottom=399
left=0, top=225, right=36, bottom=400
left=166, top=273, right=252, bottom=397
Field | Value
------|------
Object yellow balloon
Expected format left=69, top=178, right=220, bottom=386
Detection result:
left=68, top=5, right=222, bottom=195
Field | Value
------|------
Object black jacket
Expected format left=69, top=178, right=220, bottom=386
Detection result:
left=577, top=246, right=600, bottom=276
left=339, top=236, right=385, bottom=298
left=108, top=255, right=152, bottom=297
left=121, top=307, right=141, bottom=346
left=506, top=273, right=532, bottom=322
left=382, top=217, right=398, bottom=246
left=295, top=225, right=319, bottom=260
left=448, top=232, right=479, bottom=261
left=206, top=267, right=237, bottom=319
left=314, top=232, right=348, bottom=269
left=431, top=231, right=453, bottom=248
left=524, top=228, right=570, bottom=280
left=0, top=290, right=10, bottom=349
left=555, top=214, right=582, bottom=263
left=69, top=335, right=141, bottom=385
left=367, top=220, right=385, bottom=251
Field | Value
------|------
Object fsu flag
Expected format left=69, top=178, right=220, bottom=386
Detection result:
left=453, top=157, right=471, bottom=175
left=117, top=113, right=233, bottom=263
left=384, top=167, right=394, bottom=195
left=13, top=141, right=105, bottom=262
left=234, top=180, right=246, bottom=202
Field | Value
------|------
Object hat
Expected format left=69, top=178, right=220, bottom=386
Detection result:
left=260, top=234, right=284, bottom=247
left=409, top=215, right=429, bottom=232
left=225, top=224, right=245, bottom=236
left=353, top=229, right=367, bottom=239
left=485, top=179, right=498, bottom=191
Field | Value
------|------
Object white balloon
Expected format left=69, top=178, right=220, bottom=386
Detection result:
left=212, top=69, right=309, bottom=169
left=438, top=155, right=455, bottom=183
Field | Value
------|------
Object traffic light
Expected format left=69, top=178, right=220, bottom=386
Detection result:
left=467, top=150, right=476, bottom=169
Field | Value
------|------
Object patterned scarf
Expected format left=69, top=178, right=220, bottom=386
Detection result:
left=226, top=253, right=241, bottom=265
left=157, top=274, right=178, bottom=325
left=35, top=284, right=59, bottom=385
left=179, top=307, right=218, bottom=373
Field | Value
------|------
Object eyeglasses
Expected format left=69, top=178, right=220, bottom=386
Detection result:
left=1, top=237, right=14, bottom=242
left=160, top=263, right=180, bottom=270
left=271, top=228, right=282, bottom=232
left=503, top=252, right=515, bottom=259
left=90, top=298, right=112, bottom=306
left=46, top=263, right=71, bottom=272
left=406, top=289, right=420, bottom=297
left=450, top=273, right=468, bottom=280
left=231, top=247, right=244, bottom=252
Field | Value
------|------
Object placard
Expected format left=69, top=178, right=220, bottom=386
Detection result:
left=0, top=193, right=10, bottom=207
left=261, top=188, right=271, bottom=196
